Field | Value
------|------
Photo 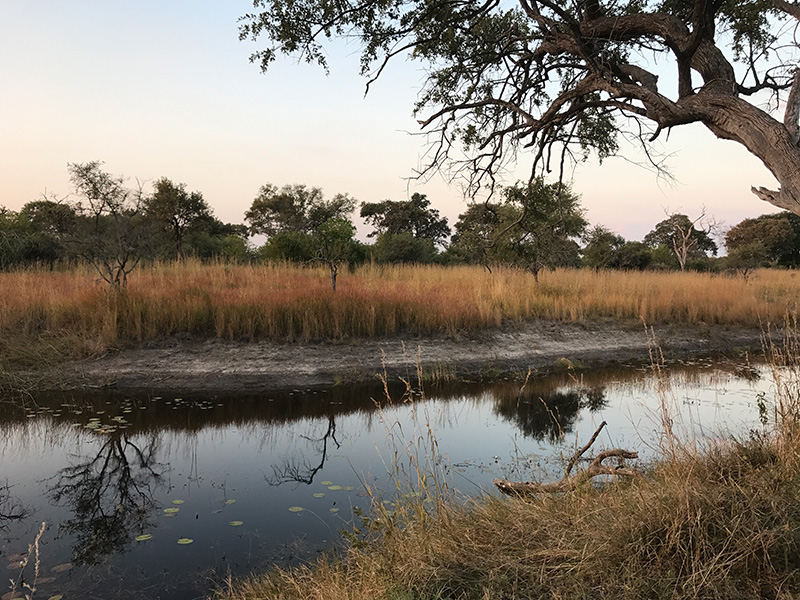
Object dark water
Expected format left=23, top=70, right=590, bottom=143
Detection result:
left=0, top=357, right=773, bottom=599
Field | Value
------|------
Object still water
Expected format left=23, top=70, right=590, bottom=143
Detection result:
left=0, top=357, right=775, bottom=599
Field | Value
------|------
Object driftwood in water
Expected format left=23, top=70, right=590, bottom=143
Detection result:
left=493, top=421, right=642, bottom=497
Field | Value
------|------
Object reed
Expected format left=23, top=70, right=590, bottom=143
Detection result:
left=1, top=262, right=798, bottom=369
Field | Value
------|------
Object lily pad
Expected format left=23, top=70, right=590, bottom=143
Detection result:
left=164, top=507, right=180, bottom=514
left=47, top=595, right=64, bottom=600
left=229, top=521, right=243, bottom=526
left=342, top=486, right=355, bottom=491
left=288, top=506, right=304, bottom=513
left=50, top=563, right=72, bottom=573
left=6, top=562, right=22, bottom=570
left=135, top=534, right=153, bottom=542
left=329, top=508, right=340, bottom=513
left=312, top=493, right=325, bottom=498
left=6, top=553, right=25, bottom=562
left=171, top=499, right=185, bottom=505
left=327, top=485, right=342, bottom=490
left=177, top=538, right=193, bottom=545
left=320, top=480, right=333, bottom=486
left=225, top=499, right=236, bottom=505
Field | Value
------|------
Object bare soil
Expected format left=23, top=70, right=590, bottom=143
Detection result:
left=44, top=320, right=768, bottom=393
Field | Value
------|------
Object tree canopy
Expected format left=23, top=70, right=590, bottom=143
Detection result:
left=246, top=184, right=356, bottom=237
left=644, top=212, right=717, bottom=270
left=144, top=178, right=212, bottom=259
left=725, top=211, right=800, bottom=266
left=241, top=0, right=800, bottom=215
left=450, top=179, right=586, bottom=279
left=360, top=193, right=450, bottom=246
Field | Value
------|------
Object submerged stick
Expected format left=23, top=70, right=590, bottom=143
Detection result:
left=494, top=422, right=641, bottom=497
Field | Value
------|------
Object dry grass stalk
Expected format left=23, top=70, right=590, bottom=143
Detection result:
left=1, top=263, right=798, bottom=370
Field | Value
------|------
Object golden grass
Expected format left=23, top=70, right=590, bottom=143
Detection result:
left=0, top=261, right=798, bottom=368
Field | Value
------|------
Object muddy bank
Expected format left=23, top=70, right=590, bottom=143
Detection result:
left=38, top=320, right=771, bottom=393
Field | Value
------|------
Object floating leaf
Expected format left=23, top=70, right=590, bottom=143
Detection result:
left=312, top=493, right=325, bottom=498
left=50, top=563, right=72, bottom=573
left=229, top=521, right=243, bottom=526
left=329, top=508, right=340, bottom=514
left=177, top=538, right=193, bottom=545
left=6, top=553, right=25, bottom=562
left=6, top=562, right=22, bottom=570
left=48, top=594, right=64, bottom=600
left=171, top=499, right=185, bottom=505
left=225, top=499, right=236, bottom=505
left=327, top=485, right=342, bottom=490
left=288, top=506, right=304, bottom=513
left=342, top=486, right=355, bottom=491
left=320, top=480, right=333, bottom=486
left=164, top=508, right=180, bottom=514
left=135, top=534, right=153, bottom=542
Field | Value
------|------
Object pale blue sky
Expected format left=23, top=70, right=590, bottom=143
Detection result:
left=0, top=1, right=781, bottom=242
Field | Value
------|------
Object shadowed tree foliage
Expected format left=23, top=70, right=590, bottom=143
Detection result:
left=726, top=212, right=800, bottom=267
left=582, top=225, right=625, bottom=270
left=360, top=193, right=451, bottom=248
left=246, top=184, right=356, bottom=237
left=144, top=178, right=212, bottom=260
left=451, top=179, right=586, bottom=280
left=310, top=217, right=364, bottom=290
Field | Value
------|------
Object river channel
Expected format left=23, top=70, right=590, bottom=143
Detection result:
left=0, top=356, right=776, bottom=599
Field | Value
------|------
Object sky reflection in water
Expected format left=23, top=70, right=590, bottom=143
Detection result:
left=0, top=358, right=773, bottom=599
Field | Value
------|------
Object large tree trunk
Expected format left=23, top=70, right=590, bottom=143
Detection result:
left=697, top=94, right=800, bottom=216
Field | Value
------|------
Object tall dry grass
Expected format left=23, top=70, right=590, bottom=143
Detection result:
left=1, top=261, right=798, bottom=368
left=219, top=329, right=800, bottom=600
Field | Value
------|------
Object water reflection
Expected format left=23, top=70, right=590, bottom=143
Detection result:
left=0, top=482, right=25, bottom=529
left=48, top=433, right=165, bottom=565
left=267, top=415, right=340, bottom=485
left=494, top=386, right=608, bottom=441
left=0, top=356, right=772, bottom=600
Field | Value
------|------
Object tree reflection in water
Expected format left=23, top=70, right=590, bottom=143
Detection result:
left=48, top=433, right=165, bottom=565
left=0, top=481, right=26, bottom=531
left=494, top=385, right=609, bottom=441
left=267, top=415, right=340, bottom=485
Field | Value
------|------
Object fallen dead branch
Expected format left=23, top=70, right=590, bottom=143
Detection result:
left=493, top=421, right=642, bottom=497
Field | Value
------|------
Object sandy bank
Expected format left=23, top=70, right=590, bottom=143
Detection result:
left=42, top=320, right=769, bottom=393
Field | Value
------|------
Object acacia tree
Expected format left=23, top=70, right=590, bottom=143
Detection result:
left=311, top=218, right=361, bottom=291
left=66, top=162, right=151, bottom=288
left=360, top=193, right=451, bottom=247
left=451, top=179, right=586, bottom=279
left=144, top=178, right=211, bottom=260
left=245, top=183, right=356, bottom=237
left=241, top=0, right=800, bottom=215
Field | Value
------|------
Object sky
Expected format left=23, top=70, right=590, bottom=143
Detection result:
left=0, top=1, right=784, bottom=243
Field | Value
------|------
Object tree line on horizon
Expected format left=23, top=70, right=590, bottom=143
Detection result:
left=1, top=161, right=798, bottom=287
